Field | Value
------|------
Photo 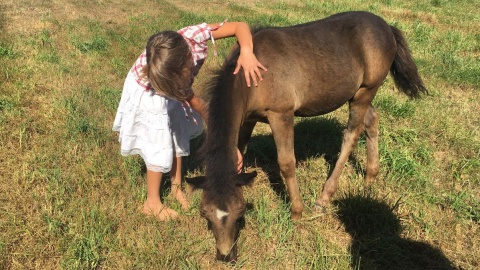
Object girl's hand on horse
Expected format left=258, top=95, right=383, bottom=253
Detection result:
left=209, top=21, right=267, bottom=87
left=234, top=51, right=267, bottom=87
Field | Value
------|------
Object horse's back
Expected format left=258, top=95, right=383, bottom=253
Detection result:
left=248, top=11, right=396, bottom=117
left=253, top=11, right=393, bottom=56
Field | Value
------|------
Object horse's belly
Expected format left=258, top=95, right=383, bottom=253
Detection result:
left=294, top=89, right=353, bottom=117
left=295, top=104, right=341, bottom=117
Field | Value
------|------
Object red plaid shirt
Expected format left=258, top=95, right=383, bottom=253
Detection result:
left=130, top=23, right=223, bottom=92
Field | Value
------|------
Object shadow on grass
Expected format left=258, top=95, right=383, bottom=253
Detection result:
left=242, top=116, right=364, bottom=202
left=335, top=193, right=459, bottom=270
left=183, top=132, right=206, bottom=173
left=183, top=116, right=367, bottom=204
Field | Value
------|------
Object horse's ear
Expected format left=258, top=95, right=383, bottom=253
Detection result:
left=235, top=171, right=257, bottom=187
left=185, top=176, right=207, bottom=190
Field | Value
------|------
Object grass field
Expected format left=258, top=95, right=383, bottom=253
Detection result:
left=1, top=0, right=479, bottom=269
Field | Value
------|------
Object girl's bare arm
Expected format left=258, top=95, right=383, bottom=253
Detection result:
left=186, top=94, right=208, bottom=126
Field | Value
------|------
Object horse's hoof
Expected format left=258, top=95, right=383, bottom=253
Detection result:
left=291, top=212, right=302, bottom=220
left=314, top=202, right=328, bottom=213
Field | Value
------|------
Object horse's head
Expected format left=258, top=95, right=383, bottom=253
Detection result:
left=186, top=171, right=257, bottom=262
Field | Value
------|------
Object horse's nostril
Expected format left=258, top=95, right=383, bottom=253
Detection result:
left=216, top=249, right=237, bottom=263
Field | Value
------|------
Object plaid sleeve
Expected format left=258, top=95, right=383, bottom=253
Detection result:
left=177, top=23, right=211, bottom=63
left=129, top=50, right=151, bottom=91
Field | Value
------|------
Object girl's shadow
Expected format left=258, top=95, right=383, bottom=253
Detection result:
left=335, top=193, right=459, bottom=270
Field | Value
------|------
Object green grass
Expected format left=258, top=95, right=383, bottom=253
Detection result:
left=1, top=0, right=479, bottom=269
left=0, top=42, right=17, bottom=59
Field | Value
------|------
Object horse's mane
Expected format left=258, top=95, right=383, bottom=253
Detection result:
left=197, top=45, right=241, bottom=198
left=197, top=26, right=270, bottom=199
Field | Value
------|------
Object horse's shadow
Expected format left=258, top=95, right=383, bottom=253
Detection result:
left=183, top=132, right=206, bottom=173
left=335, top=193, right=458, bottom=270
left=185, top=116, right=364, bottom=203
left=242, top=116, right=363, bottom=201
left=184, top=117, right=458, bottom=269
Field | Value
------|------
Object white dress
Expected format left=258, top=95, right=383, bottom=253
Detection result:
left=113, top=23, right=217, bottom=173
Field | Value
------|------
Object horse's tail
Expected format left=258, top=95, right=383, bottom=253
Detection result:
left=390, top=26, right=428, bottom=98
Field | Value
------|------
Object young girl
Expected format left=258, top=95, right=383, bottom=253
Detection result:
left=113, top=21, right=267, bottom=221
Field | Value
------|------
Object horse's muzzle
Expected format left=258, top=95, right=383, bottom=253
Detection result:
left=216, top=247, right=237, bottom=263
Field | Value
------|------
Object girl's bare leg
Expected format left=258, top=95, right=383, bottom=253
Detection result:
left=142, top=169, right=179, bottom=221
left=171, top=156, right=190, bottom=210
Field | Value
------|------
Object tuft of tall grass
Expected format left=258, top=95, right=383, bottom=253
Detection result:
left=0, top=97, right=16, bottom=112
left=73, top=36, right=109, bottom=54
left=250, top=193, right=294, bottom=241
left=0, top=42, right=16, bottom=59
left=441, top=191, right=480, bottom=223
left=60, top=208, right=118, bottom=270
left=374, top=95, right=416, bottom=118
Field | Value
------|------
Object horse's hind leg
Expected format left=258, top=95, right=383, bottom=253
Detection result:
left=268, top=112, right=304, bottom=220
left=364, top=105, right=379, bottom=185
left=315, top=88, right=377, bottom=210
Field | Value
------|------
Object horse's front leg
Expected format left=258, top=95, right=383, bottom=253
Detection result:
left=238, top=121, right=257, bottom=155
left=268, top=111, right=303, bottom=220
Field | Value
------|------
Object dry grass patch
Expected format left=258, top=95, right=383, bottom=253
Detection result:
left=1, top=0, right=479, bottom=269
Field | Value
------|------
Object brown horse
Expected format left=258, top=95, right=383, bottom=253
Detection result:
left=187, top=11, right=427, bottom=262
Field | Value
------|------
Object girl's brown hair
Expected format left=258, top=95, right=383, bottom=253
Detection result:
left=142, top=31, right=193, bottom=101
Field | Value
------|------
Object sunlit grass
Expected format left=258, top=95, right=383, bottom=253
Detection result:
left=0, top=0, right=479, bottom=269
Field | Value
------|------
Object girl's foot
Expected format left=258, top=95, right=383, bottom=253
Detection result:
left=172, top=186, right=190, bottom=211
left=142, top=201, right=179, bottom=221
